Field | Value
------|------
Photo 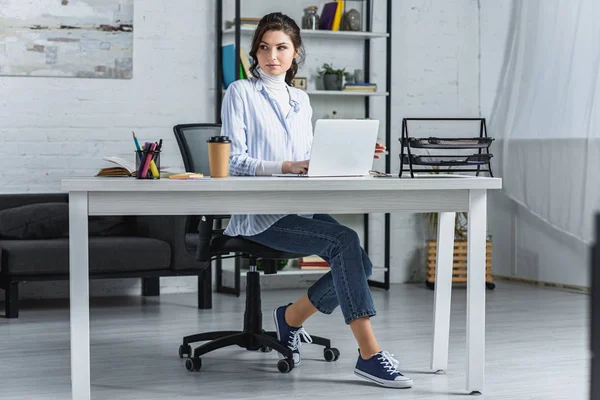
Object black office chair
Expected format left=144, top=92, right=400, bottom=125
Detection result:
left=173, top=123, right=339, bottom=373
left=173, top=123, right=240, bottom=296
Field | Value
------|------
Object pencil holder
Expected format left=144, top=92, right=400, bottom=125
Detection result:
left=135, top=150, right=161, bottom=179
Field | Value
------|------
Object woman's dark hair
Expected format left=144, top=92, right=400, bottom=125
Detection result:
left=249, top=12, right=305, bottom=86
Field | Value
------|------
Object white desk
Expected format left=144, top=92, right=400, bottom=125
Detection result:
left=62, top=175, right=502, bottom=399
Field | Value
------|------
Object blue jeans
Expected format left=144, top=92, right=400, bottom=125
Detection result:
left=245, top=214, right=376, bottom=324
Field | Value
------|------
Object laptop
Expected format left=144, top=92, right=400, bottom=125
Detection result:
left=273, top=119, right=380, bottom=177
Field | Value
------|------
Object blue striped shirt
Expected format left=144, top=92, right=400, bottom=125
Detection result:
left=221, top=77, right=314, bottom=237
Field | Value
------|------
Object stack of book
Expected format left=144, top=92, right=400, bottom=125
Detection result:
left=299, top=255, right=330, bottom=270
left=222, top=44, right=252, bottom=88
left=343, top=83, right=377, bottom=92
left=319, top=1, right=345, bottom=31
left=229, top=17, right=261, bottom=29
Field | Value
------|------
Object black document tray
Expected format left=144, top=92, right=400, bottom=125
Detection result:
left=401, top=137, right=494, bottom=149
left=402, top=153, right=493, bottom=166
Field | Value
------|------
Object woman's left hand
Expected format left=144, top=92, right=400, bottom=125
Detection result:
left=374, top=142, right=386, bottom=159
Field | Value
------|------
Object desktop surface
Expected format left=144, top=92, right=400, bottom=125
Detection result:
left=62, top=175, right=502, bottom=192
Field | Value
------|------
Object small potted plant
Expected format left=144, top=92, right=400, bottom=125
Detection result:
left=318, top=63, right=345, bottom=90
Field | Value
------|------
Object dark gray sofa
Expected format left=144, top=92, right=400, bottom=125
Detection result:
left=0, top=193, right=209, bottom=318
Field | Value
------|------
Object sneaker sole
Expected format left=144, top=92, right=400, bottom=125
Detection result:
left=272, top=308, right=301, bottom=366
left=273, top=308, right=283, bottom=342
left=354, top=369, right=413, bottom=388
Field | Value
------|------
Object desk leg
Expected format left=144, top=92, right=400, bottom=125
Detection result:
left=467, top=189, right=486, bottom=394
left=69, top=192, right=91, bottom=400
left=431, top=212, right=455, bottom=373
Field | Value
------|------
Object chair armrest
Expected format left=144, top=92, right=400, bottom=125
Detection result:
left=197, top=215, right=213, bottom=262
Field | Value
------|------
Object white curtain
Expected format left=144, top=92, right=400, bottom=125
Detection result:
left=490, top=0, right=600, bottom=243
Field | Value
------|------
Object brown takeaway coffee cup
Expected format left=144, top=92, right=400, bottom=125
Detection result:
left=207, top=136, right=231, bottom=178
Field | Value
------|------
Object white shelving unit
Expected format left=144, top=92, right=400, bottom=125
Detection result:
left=217, top=0, right=393, bottom=290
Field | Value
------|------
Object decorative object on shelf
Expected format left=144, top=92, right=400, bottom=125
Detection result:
left=0, top=0, right=134, bottom=79
left=291, top=76, right=307, bottom=90
left=342, top=0, right=372, bottom=32
left=318, top=63, right=346, bottom=90
left=343, top=71, right=354, bottom=84
left=302, top=6, right=320, bottom=30
left=354, top=68, right=364, bottom=83
left=343, top=8, right=361, bottom=31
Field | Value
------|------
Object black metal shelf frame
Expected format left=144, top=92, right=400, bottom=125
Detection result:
left=215, top=0, right=392, bottom=291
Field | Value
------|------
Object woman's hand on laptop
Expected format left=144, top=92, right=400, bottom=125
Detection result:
left=282, top=160, right=310, bottom=174
left=374, top=142, right=387, bottom=159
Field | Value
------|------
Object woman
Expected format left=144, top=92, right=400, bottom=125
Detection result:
left=221, top=12, right=412, bottom=389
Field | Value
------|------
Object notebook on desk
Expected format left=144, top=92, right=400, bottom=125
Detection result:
left=273, top=119, right=380, bottom=178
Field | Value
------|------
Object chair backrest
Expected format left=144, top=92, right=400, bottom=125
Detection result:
left=173, top=123, right=222, bottom=175
left=173, top=123, right=228, bottom=259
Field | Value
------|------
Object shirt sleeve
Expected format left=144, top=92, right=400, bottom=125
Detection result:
left=304, top=94, right=314, bottom=160
left=221, top=83, right=260, bottom=176
left=256, top=160, right=284, bottom=175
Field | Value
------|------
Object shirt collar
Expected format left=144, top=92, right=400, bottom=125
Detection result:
left=252, top=76, right=301, bottom=113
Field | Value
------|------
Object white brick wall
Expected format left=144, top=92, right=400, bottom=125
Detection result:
left=0, top=0, right=511, bottom=298
left=0, top=0, right=216, bottom=193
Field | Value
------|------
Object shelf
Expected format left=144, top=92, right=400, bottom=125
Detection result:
left=223, top=88, right=387, bottom=97
left=223, top=27, right=389, bottom=39
left=307, top=90, right=389, bottom=97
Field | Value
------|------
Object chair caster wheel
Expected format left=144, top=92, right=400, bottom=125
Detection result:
left=259, top=346, right=272, bottom=352
left=179, top=344, right=192, bottom=359
left=185, top=357, right=202, bottom=372
left=486, top=282, right=496, bottom=290
left=277, top=358, right=294, bottom=373
left=324, top=347, right=340, bottom=362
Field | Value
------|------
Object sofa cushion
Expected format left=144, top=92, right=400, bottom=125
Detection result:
left=0, top=203, right=69, bottom=239
left=0, top=237, right=171, bottom=275
left=0, top=203, right=131, bottom=239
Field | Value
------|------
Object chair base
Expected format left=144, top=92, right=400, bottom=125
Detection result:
left=179, top=270, right=338, bottom=372
left=182, top=330, right=332, bottom=359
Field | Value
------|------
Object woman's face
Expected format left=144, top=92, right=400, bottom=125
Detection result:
left=256, top=29, right=297, bottom=76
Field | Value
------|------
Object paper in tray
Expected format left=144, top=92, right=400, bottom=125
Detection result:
left=401, top=137, right=494, bottom=149
left=402, top=154, right=493, bottom=166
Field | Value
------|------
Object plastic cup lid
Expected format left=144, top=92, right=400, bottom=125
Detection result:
left=207, top=136, right=231, bottom=143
